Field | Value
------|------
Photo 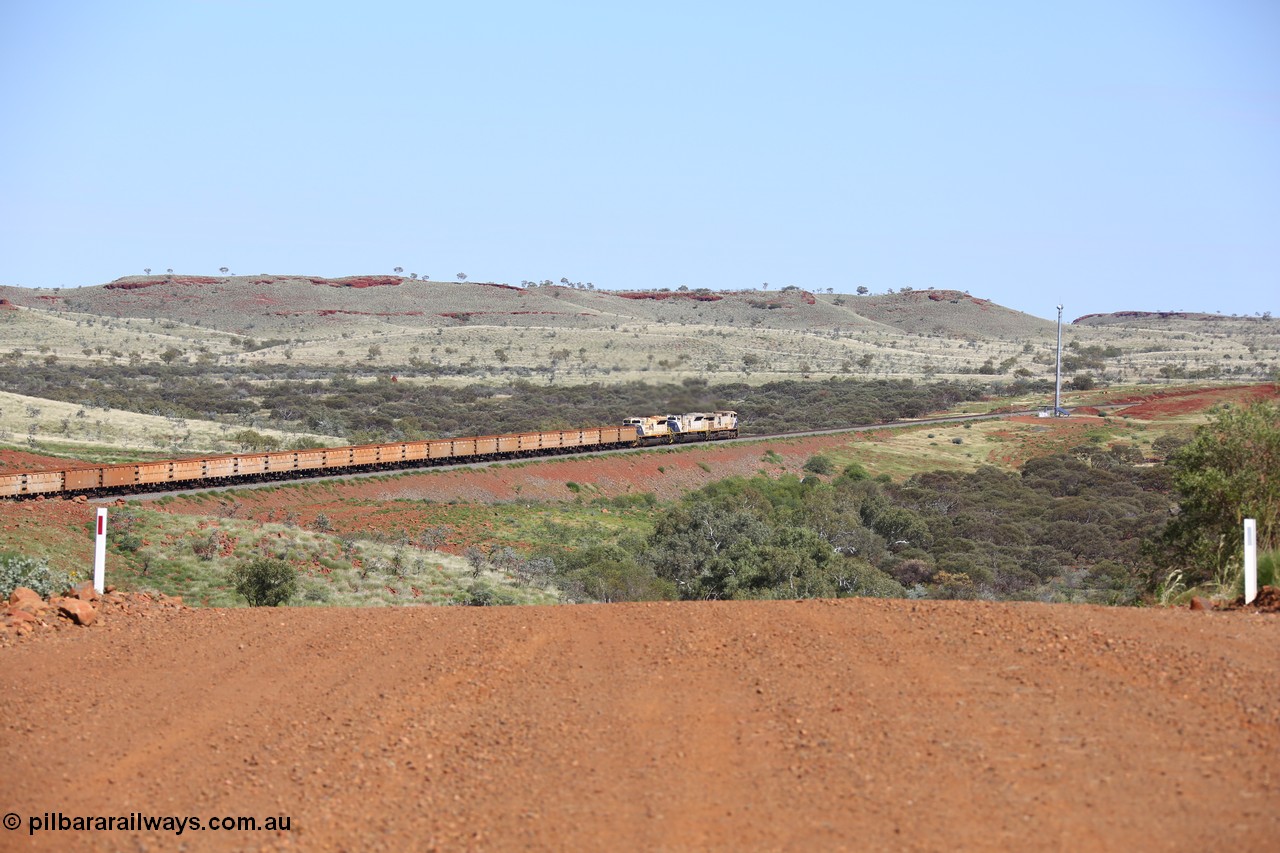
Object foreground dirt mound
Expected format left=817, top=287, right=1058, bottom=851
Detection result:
left=1220, top=585, right=1280, bottom=613
left=2, top=583, right=189, bottom=643
left=1, top=600, right=1277, bottom=851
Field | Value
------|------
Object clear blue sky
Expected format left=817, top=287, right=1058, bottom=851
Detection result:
left=1, top=1, right=1276, bottom=319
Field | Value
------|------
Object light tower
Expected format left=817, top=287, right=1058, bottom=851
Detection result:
left=1054, top=304, right=1064, bottom=416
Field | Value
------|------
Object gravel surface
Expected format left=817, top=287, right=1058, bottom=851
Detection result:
left=1, top=599, right=1277, bottom=851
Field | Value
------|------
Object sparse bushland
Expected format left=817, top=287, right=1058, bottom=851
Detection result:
left=0, top=435, right=1221, bottom=608
left=516, top=452, right=1173, bottom=604
left=0, top=359, right=997, bottom=446
left=257, top=376, right=993, bottom=441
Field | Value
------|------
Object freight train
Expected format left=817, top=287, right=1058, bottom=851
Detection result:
left=0, top=411, right=739, bottom=499
left=624, top=411, right=738, bottom=443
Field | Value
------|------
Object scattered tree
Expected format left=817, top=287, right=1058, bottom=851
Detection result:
left=464, top=545, right=486, bottom=577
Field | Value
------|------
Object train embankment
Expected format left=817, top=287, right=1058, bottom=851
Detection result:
left=1, top=598, right=1276, bottom=850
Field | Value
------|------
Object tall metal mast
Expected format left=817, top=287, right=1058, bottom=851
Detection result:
left=1054, top=304, right=1063, bottom=416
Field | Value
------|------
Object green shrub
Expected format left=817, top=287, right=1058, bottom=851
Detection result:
left=596, top=492, right=658, bottom=510
left=837, top=462, right=871, bottom=482
left=301, top=584, right=333, bottom=604
left=229, top=557, right=298, bottom=606
left=0, top=552, right=72, bottom=599
left=803, top=454, right=835, bottom=475
left=1235, top=551, right=1279, bottom=598
left=464, top=582, right=495, bottom=606
left=463, top=581, right=519, bottom=606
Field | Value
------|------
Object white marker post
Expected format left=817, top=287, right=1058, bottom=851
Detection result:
left=94, top=507, right=107, bottom=594
left=1243, top=518, right=1257, bottom=606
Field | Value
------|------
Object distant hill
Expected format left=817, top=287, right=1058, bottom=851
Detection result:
left=857, top=289, right=1053, bottom=339
left=0, top=276, right=1052, bottom=339
left=0, top=275, right=1273, bottom=391
left=1074, top=310, right=1272, bottom=327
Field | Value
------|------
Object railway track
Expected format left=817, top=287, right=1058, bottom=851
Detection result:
left=129, top=410, right=1023, bottom=501
left=1, top=410, right=1028, bottom=502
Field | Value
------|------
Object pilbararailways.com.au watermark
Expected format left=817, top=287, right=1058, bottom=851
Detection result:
left=5, top=811, right=292, bottom=836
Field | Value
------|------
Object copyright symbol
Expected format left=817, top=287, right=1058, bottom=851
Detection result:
left=2, top=813, right=19, bottom=831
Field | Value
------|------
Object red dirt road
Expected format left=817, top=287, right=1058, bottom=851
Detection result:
left=2, top=601, right=1277, bottom=851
